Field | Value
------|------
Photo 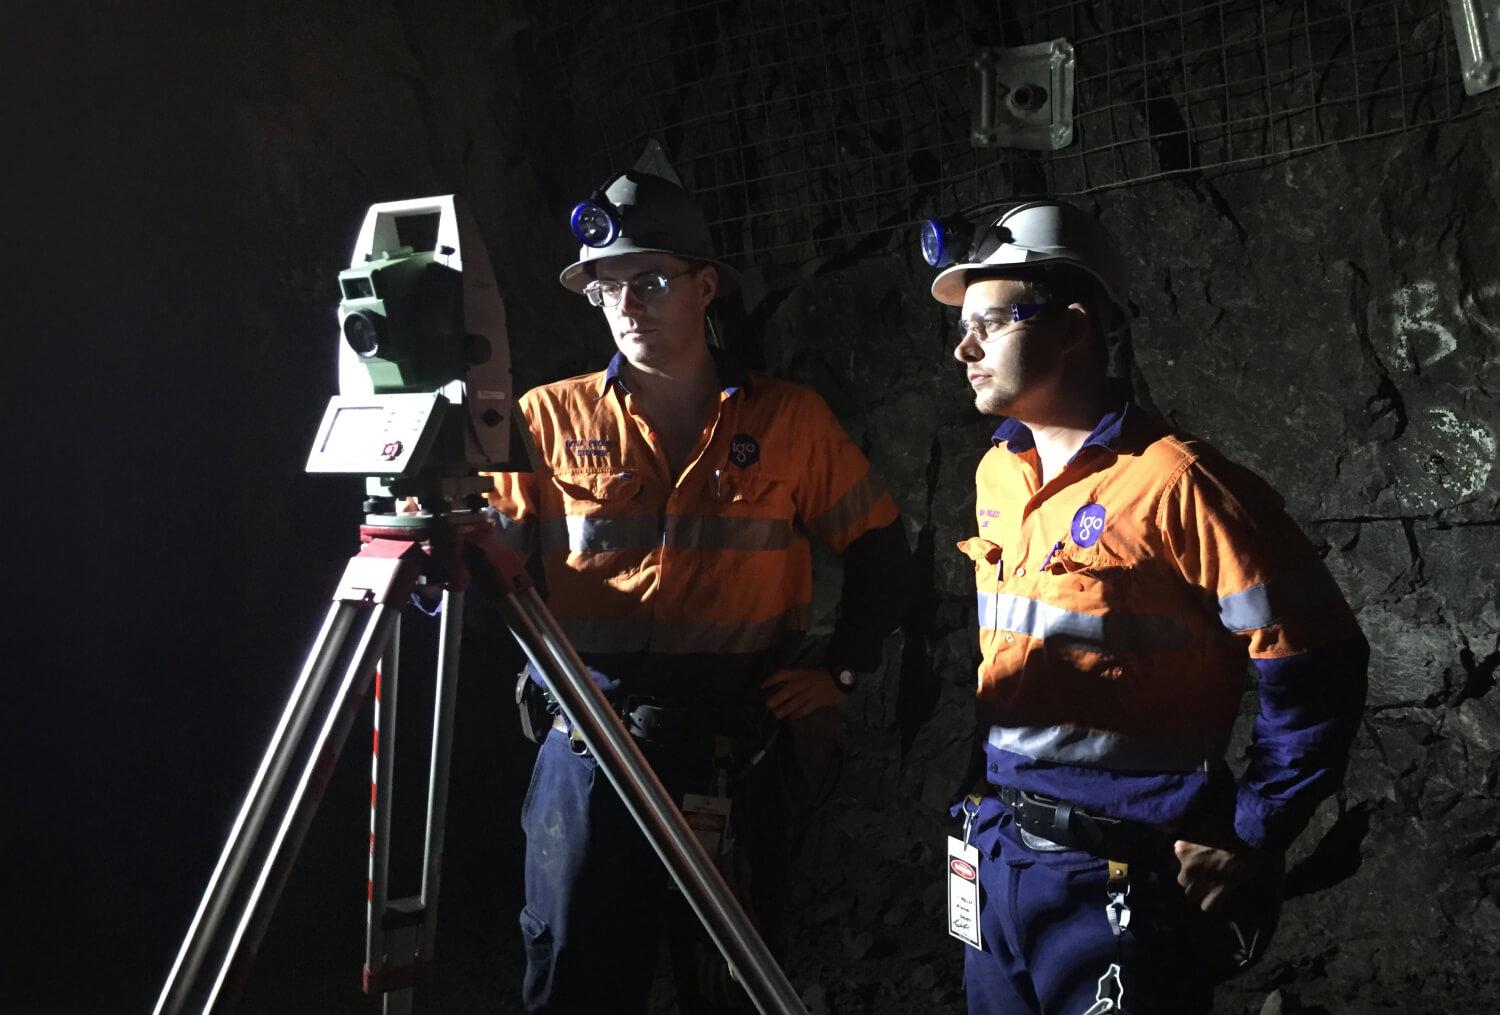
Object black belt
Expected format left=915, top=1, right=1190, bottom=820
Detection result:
left=997, top=785, right=1165, bottom=857
left=621, top=697, right=766, bottom=742
left=545, top=687, right=765, bottom=744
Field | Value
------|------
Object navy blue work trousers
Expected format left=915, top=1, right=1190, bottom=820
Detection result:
left=962, top=801, right=1219, bottom=1015
left=518, top=727, right=788, bottom=1014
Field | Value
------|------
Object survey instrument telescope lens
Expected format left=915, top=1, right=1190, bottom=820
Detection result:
left=343, top=310, right=384, bottom=358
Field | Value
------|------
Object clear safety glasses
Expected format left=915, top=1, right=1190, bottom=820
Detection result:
left=583, top=267, right=699, bottom=308
left=956, top=302, right=1058, bottom=342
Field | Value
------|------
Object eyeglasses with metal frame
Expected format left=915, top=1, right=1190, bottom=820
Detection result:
left=582, top=267, right=701, bottom=308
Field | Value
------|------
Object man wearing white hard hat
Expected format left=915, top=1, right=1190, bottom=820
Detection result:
left=487, top=149, right=911, bottom=1013
left=933, top=199, right=1368, bottom=1013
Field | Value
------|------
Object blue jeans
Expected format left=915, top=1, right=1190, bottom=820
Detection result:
left=518, top=727, right=788, bottom=1014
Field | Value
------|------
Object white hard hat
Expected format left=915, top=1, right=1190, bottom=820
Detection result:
left=929, top=200, right=1128, bottom=316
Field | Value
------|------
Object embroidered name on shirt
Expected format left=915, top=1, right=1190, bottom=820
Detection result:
left=565, top=438, right=616, bottom=458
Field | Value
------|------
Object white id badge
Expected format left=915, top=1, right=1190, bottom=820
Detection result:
left=946, top=835, right=982, bottom=949
left=681, top=794, right=733, bottom=858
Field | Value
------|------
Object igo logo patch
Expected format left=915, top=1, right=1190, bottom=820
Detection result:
left=729, top=433, right=760, bottom=468
left=1071, top=503, right=1107, bottom=547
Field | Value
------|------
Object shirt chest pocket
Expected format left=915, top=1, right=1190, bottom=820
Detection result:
left=685, top=472, right=798, bottom=571
left=552, top=469, right=643, bottom=509
left=957, top=537, right=1004, bottom=630
left=1042, top=545, right=1153, bottom=671
left=1045, top=545, right=1126, bottom=609
left=710, top=470, right=795, bottom=520
left=957, top=537, right=1004, bottom=587
left=549, top=470, right=646, bottom=554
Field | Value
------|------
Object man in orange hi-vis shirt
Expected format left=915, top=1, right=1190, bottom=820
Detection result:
left=487, top=157, right=909, bottom=1013
left=932, top=200, right=1368, bottom=1015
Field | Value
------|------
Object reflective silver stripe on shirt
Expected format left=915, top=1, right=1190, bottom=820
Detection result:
left=987, top=724, right=1227, bottom=772
left=805, top=468, right=886, bottom=545
left=1217, top=559, right=1344, bottom=633
left=667, top=515, right=795, bottom=551
left=490, top=511, right=535, bottom=557
left=540, top=515, right=659, bottom=554
left=560, top=606, right=813, bottom=655
left=539, top=514, right=794, bottom=554
left=976, top=592, right=1190, bottom=654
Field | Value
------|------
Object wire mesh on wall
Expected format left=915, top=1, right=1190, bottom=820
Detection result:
left=537, top=0, right=1497, bottom=269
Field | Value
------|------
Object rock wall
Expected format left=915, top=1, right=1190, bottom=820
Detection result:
left=763, top=120, right=1500, bottom=1014
left=13, top=1, right=1498, bottom=1012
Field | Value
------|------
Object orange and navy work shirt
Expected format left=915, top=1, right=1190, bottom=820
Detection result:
left=487, top=353, right=900, bottom=698
left=961, top=397, right=1368, bottom=850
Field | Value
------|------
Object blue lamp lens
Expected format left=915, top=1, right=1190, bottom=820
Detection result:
left=571, top=201, right=618, bottom=248
left=920, top=218, right=948, bottom=267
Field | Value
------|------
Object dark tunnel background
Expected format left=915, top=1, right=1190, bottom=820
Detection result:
left=7, top=1, right=1500, bottom=1013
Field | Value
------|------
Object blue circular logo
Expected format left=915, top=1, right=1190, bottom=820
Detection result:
left=1071, top=503, right=1107, bottom=547
left=729, top=433, right=760, bottom=468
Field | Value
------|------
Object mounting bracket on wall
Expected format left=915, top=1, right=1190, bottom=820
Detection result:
left=1449, top=0, right=1500, bottom=94
left=971, top=39, right=1076, bottom=150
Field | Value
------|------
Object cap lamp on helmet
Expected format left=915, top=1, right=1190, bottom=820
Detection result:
left=929, top=200, right=1128, bottom=323
left=559, top=170, right=740, bottom=296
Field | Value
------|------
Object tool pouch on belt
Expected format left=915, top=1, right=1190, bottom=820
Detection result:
left=515, top=671, right=554, bottom=744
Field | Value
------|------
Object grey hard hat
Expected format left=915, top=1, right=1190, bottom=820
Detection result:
left=930, top=200, right=1128, bottom=317
left=558, top=170, right=741, bottom=295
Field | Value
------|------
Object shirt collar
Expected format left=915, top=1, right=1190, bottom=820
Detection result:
left=600, top=352, right=627, bottom=395
left=714, top=347, right=752, bottom=396
left=991, top=383, right=1133, bottom=459
left=599, top=348, right=752, bottom=398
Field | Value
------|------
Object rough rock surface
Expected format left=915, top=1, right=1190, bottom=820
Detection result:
left=15, top=1, right=1499, bottom=1013
left=757, top=125, right=1500, bottom=1014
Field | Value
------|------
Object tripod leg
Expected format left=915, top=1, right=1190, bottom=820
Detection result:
left=154, top=599, right=360, bottom=1015
left=365, top=620, right=401, bottom=991
left=462, top=523, right=807, bottom=1014
left=156, top=538, right=425, bottom=1015
left=205, top=597, right=405, bottom=1010
left=369, top=587, right=464, bottom=1015
left=420, top=587, right=463, bottom=946
left=497, top=587, right=809, bottom=1015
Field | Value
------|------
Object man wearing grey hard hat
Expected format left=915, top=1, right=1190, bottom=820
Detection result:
left=933, top=199, right=1367, bottom=1014
left=488, top=154, right=911, bottom=1013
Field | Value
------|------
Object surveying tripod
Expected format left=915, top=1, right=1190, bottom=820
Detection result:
left=154, top=505, right=808, bottom=1015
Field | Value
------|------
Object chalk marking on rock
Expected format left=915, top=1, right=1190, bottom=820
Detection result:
left=1391, top=408, right=1496, bottom=509
left=1392, top=280, right=1458, bottom=370
left=1426, top=408, right=1495, bottom=499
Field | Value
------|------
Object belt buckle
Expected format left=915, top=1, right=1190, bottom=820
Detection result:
left=1018, top=827, right=1070, bottom=852
left=997, top=787, right=1071, bottom=852
left=1018, top=788, right=1061, bottom=808
left=1018, top=789, right=1098, bottom=852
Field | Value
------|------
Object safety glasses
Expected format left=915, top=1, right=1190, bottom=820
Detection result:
left=583, top=267, right=699, bottom=308
left=956, top=302, right=1058, bottom=342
